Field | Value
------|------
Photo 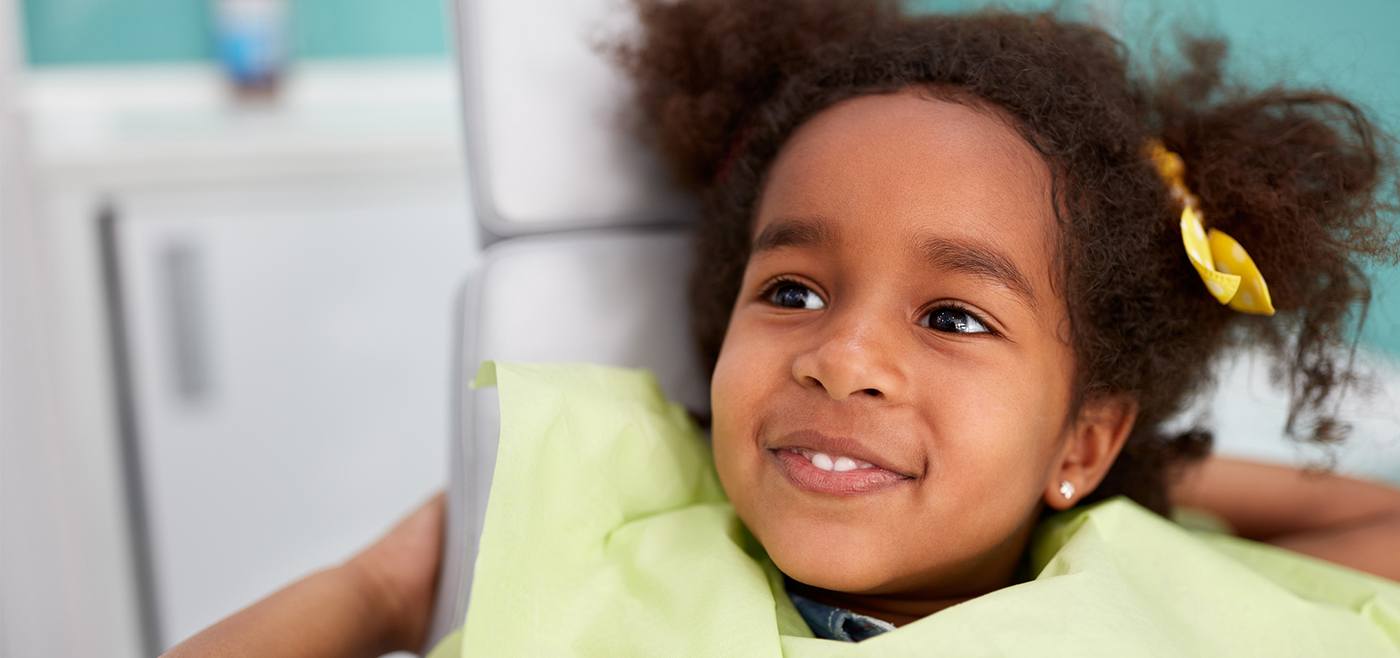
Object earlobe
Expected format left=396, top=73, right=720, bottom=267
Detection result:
left=1044, top=477, right=1078, bottom=512
left=1043, top=394, right=1138, bottom=511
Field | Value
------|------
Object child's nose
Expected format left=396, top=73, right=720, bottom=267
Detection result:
left=790, top=313, right=907, bottom=402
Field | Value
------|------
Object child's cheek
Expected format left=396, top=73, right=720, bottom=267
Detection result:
left=955, top=345, right=1076, bottom=510
left=707, top=327, right=770, bottom=506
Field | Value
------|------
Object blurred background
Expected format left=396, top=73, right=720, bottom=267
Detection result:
left=0, top=1, right=1396, bottom=657
left=3, top=2, right=473, bottom=656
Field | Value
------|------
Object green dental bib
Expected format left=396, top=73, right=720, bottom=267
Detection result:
left=429, top=362, right=1400, bottom=657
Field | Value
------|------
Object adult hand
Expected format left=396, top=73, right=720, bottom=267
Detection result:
left=346, top=492, right=447, bottom=653
left=163, top=492, right=447, bottom=657
left=1173, top=456, right=1400, bottom=581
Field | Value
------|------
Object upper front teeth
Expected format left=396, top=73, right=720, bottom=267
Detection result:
left=797, top=449, right=874, bottom=472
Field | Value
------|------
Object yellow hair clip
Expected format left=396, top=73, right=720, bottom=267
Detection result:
left=1148, top=140, right=1275, bottom=316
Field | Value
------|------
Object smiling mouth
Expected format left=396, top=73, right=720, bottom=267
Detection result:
left=767, top=447, right=914, bottom=496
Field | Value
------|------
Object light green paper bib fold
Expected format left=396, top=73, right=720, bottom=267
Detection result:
left=431, top=361, right=1400, bottom=657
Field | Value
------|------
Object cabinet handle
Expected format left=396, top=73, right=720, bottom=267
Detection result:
left=160, top=240, right=212, bottom=405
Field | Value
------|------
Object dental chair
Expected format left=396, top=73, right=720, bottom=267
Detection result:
left=422, top=0, right=708, bottom=649
left=424, top=0, right=1400, bottom=650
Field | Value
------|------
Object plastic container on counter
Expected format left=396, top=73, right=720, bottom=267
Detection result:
left=213, top=0, right=290, bottom=96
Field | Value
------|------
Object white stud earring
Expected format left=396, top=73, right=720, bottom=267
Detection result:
left=1058, top=480, right=1075, bottom=500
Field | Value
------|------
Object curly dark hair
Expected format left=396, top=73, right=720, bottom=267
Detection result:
left=611, top=0, right=1399, bottom=513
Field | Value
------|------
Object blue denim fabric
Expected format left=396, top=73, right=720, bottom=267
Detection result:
left=789, top=592, right=896, bottom=642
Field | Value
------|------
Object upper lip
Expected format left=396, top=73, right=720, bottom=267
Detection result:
left=767, top=429, right=918, bottom=478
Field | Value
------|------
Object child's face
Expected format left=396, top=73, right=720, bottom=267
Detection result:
left=711, top=90, right=1085, bottom=599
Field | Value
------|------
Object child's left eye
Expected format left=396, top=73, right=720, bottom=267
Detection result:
left=922, top=307, right=991, bottom=334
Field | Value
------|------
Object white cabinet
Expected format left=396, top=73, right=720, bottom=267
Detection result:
left=112, top=171, right=474, bottom=650
left=19, top=62, right=476, bottom=655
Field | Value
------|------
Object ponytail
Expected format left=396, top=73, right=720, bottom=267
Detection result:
left=1151, top=36, right=1399, bottom=447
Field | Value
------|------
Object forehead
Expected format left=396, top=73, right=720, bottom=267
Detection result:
left=753, top=89, right=1056, bottom=290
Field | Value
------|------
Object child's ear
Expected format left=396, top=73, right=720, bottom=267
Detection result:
left=1043, top=394, right=1138, bottom=511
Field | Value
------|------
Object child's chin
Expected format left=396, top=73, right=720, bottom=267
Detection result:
left=745, top=506, right=915, bottom=591
left=779, top=563, right=897, bottom=596
left=766, top=539, right=901, bottom=594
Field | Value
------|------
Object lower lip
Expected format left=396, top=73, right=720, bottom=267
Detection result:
left=768, top=448, right=913, bottom=496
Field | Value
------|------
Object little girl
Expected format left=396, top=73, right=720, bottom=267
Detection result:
left=613, top=0, right=1400, bottom=629
left=168, top=1, right=1400, bottom=655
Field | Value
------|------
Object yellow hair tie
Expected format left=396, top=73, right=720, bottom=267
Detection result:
left=1148, top=140, right=1275, bottom=316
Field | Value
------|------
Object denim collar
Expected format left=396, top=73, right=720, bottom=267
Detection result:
left=788, top=591, right=896, bottom=642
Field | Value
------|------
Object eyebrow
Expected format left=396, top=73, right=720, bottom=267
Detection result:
left=752, top=216, right=1038, bottom=309
left=918, top=235, right=1038, bottom=310
left=751, top=216, right=836, bottom=253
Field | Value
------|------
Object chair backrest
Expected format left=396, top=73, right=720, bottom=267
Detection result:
left=425, top=0, right=707, bottom=648
left=455, top=0, right=694, bottom=242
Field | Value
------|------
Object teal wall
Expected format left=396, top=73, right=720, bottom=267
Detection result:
left=21, top=0, right=450, bottom=65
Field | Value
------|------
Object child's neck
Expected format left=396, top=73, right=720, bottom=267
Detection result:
left=787, top=579, right=974, bottom=627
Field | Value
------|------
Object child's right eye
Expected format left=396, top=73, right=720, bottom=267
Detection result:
left=763, top=278, right=827, bottom=310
